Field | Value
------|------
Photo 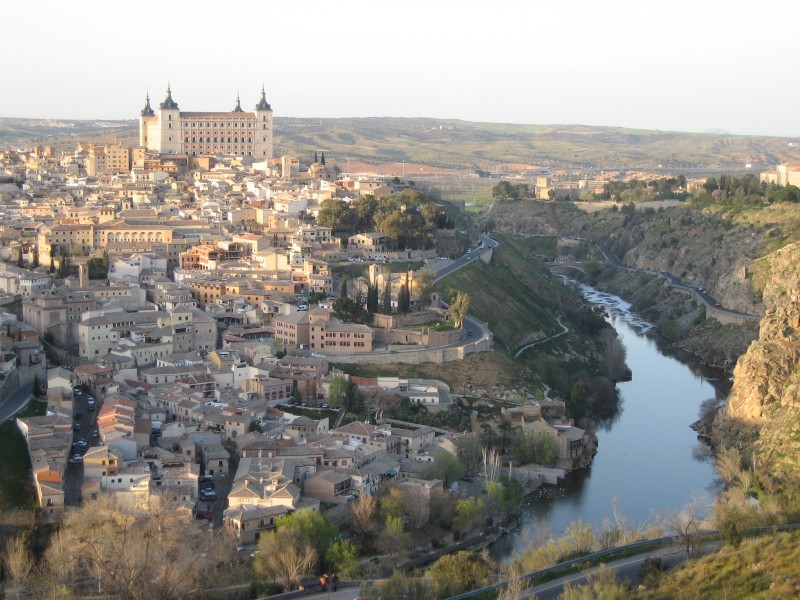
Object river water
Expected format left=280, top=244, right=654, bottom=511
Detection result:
left=495, top=284, right=727, bottom=558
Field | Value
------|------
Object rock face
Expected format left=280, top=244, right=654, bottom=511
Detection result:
left=715, top=243, right=800, bottom=483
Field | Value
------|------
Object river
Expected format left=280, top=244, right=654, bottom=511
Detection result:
left=495, top=283, right=727, bottom=558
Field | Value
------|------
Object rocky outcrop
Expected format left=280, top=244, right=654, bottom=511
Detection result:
left=714, top=243, right=800, bottom=484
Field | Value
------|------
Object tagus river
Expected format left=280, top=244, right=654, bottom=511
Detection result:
left=495, top=284, right=726, bottom=558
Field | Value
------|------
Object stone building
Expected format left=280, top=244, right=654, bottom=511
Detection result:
left=139, top=86, right=273, bottom=160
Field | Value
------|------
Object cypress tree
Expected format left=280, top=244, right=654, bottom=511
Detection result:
left=320, top=152, right=326, bottom=166
left=340, top=278, right=348, bottom=299
left=382, top=282, right=392, bottom=315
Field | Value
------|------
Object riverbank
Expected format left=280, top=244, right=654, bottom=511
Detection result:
left=494, top=282, right=720, bottom=558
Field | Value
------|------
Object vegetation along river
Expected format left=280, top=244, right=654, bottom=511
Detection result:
left=495, top=283, right=727, bottom=558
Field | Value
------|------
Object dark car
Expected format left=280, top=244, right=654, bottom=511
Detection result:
left=73, top=422, right=81, bottom=431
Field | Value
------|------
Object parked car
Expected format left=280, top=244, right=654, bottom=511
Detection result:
left=68, top=454, right=83, bottom=464
left=73, top=422, right=81, bottom=431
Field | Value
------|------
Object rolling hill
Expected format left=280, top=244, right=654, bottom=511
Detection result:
left=1, top=116, right=798, bottom=173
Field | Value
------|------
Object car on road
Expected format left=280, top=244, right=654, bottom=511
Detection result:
left=468, top=330, right=474, bottom=336
left=91, top=428, right=99, bottom=439
left=73, top=422, right=81, bottom=431
left=68, top=454, right=83, bottom=464
left=199, top=489, right=216, bottom=501
left=73, top=386, right=82, bottom=395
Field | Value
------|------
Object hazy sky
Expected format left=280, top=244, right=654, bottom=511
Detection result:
left=2, top=0, right=798, bottom=137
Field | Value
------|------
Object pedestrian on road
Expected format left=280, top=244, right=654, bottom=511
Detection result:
left=330, top=573, right=338, bottom=591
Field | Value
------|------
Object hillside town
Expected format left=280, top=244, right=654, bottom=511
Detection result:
left=0, top=90, right=602, bottom=565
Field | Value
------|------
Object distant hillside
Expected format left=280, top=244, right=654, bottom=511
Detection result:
left=2, top=116, right=799, bottom=172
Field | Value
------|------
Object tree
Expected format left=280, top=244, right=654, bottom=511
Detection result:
left=427, top=451, right=465, bottom=486
left=254, top=527, right=317, bottom=592
left=317, top=198, right=350, bottom=232
left=366, top=281, right=379, bottom=314
left=569, top=379, right=591, bottom=422
left=453, top=498, right=484, bottom=537
left=275, top=510, right=337, bottom=567
left=427, top=551, right=493, bottom=595
left=3, top=533, right=34, bottom=592
left=326, top=539, right=362, bottom=579
left=510, top=429, right=556, bottom=466
left=87, top=251, right=110, bottom=280
left=333, top=296, right=370, bottom=324
left=349, top=494, right=378, bottom=537
left=31, top=246, right=39, bottom=268
left=380, top=515, right=411, bottom=569
left=662, top=496, right=710, bottom=558
left=492, top=181, right=514, bottom=200
left=42, top=495, right=234, bottom=600
left=398, top=284, right=409, bottom=313
left=414, top=270, right=433, bottom=307
left=339, top=277, right=348, bottom=299
left=328, top=376, right=349, bottom=408
left=320, top=152, right=326, bottom=166
left=420, top=202, right=440, bottom=228
left=17, top=246, right=23, bottom=268
left=449, top=290, right=470, bottom=329
left=379, top=487, right=410, bottom=523
left=381, top=281, right=392, bottom=315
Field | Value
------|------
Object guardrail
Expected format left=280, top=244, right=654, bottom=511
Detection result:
left=445, top=524, right=800, bottom=599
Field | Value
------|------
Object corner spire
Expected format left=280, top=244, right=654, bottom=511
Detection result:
left=233, top=93, right=244, bottom=113
left=160, top=84, right=179, bottom=110
left=141, top=92, right=154, bottom=117
left=255, top=84, right=272, bottom=111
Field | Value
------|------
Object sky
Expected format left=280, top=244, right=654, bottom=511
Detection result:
left=1, top=0, right=798, bottom=137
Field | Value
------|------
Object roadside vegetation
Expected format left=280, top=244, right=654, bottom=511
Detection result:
left=0, top=397, right=45, bottom=509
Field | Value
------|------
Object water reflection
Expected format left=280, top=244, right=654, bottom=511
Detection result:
left=495, top=283, right=722, bottom=559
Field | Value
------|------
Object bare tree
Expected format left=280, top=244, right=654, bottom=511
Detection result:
left=42, top=494, right=228, bottom=600
left=350, top=494, right=378, bottom=537
left=3, top=533, right=34, bottom=590
left=497, top=562, right=532, bottom=600
left=481, top=445, right=501, bottom=485
left=663, top=496, right=710, bottom=558
left=254, top=527, right=317, bottom=592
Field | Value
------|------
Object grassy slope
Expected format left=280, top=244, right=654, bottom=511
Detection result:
left=435, top=234, right=580, bottom=352
left=0, top=398, right=46, bottom=509
left=643, top=531, right=800, bottom=599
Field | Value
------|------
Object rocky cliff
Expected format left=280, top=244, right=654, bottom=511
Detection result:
left=714, top=243, right=800, bottom=485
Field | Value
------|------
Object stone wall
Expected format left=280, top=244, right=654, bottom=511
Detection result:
left=334, top=336, right=491, bottom=365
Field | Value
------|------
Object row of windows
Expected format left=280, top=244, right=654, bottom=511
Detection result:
left=185, top=137, right=253, bottom=143
left=186, top=121, right=254, bottom=128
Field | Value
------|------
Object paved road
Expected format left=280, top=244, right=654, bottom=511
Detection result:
left=0, top=382, right=34, bottom=424
left=521, top=545, right=688, bottom=599
left=432, top=234, right=497, bottom=284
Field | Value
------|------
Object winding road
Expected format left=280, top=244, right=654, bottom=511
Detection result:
left=0, top=381, right=34, bottom=425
